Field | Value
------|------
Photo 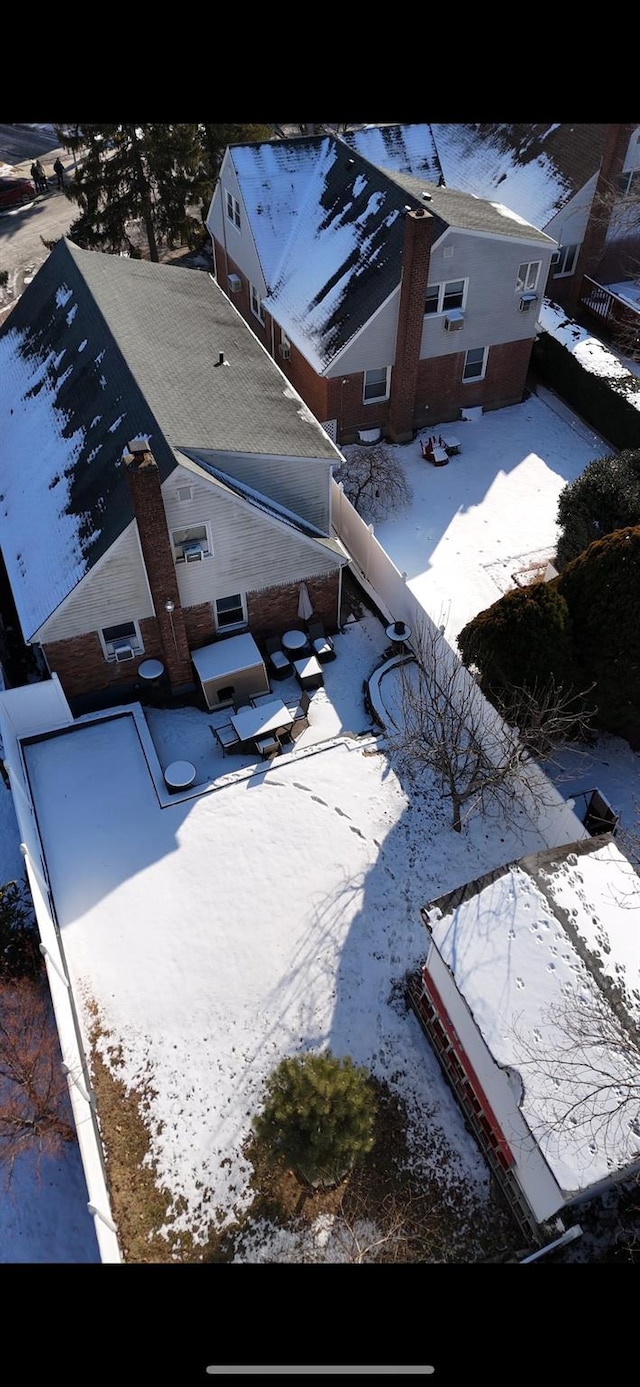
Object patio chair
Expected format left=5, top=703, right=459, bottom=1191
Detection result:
left=264, top=635, right=293, bottom=680
left=210, top=723, right=243, bottom=755
left=307, top=618, right=336, bottom=663
left=282, top=688, right=311, bottom=741
left=250, top=690, right=276, bottom=708
left=255, top=733, right=281, bottom=760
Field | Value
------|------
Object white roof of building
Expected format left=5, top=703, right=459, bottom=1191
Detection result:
left=425, top=838, right=640, bottom=1195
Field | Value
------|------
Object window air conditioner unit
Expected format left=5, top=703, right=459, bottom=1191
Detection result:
left=444, top=309, right=465, bottom=331
left=227, top=273, right=241, bottom=294
left=183, top=540, right=204, bottom=562
left=113, top=642, right=135, bottom=663
left=278, top=342, right=291, bottom=360
left=519, top=292, right=539, bottom=311
left=550, top=250, right=561, bottom=266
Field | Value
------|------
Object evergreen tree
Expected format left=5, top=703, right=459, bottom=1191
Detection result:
left=0, top=879, right=40, bottom=980
left=56, top=123, right=273, bottom=261
left=556, top=449, right=640, bottom=569
left=253, top=1051, right=377, bottom=1187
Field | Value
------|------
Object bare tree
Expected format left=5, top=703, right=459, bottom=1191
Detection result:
left=0, top=976, right=75, bottom=1179
left=513, top=984, right=640, bottom=1160
left=386, top=619, right=594, bottom=833
left=335, top=443, right=412, bottom=524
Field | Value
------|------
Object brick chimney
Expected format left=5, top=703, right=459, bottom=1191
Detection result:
left=387, top=205, right=438, bottom=442
left=566, top=124, right=638, bottom=313
left=123, top=436, right=192, bottom=690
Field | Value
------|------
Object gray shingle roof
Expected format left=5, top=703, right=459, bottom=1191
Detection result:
left=0, top=239, right=342, bottom=638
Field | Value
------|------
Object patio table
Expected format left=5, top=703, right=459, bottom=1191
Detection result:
left=164, top=760, right=197, bottom=791
left=230, top=698, right=294, bottom=744
left=282, top=629, right=310, bottom=655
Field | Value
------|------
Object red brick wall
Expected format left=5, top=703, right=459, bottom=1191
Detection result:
left=248, top=571, right=341, bottom=639
left=41, top=574, right=342, bottom=704
left=415, top=337, right=532, bottom=421
left=388, top=209, right=439, bottom=442
left=124, top=448, right=192, bottom=688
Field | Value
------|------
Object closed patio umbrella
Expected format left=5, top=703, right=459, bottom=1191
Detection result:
left=297, top=583, right=313, bottom=622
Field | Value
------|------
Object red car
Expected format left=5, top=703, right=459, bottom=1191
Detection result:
left=0, top=175, right=37, bottom=212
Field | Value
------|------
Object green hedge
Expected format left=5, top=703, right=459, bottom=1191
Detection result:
left=532, top=328, right=640, bottom=451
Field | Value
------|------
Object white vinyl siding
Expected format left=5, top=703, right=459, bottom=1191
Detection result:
left=34, top=524, right=154, bottom=644
left=420, top=232, right=553, bottom=359
left=192, top=453, right=333, bottom=533
left=162, top=470, right=341, bottom=610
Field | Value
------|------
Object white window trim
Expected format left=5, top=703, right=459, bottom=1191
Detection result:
left=516, top=261, right=541, bottom=294
left=424, top=278, right=468, bottom=315
left=100, top=620, right=144, bottom=663
left=250, top=283, right=265, bottom=324
left=552, top=244, right=579, bottom=278
left=363, top=366, right=390, bottom=404
left=214, top=592, right=247, bottom=633
left=225, top=189, right=241, bottom=229
left=462, top=347, right=488, bottom=383
left=171, top=522, right=213, bottom=564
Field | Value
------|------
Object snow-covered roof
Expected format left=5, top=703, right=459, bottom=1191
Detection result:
left=424, top=837, right=640, bottom=1195
left=0, top=240, right=341, bottom=641
left=345, top=123, right=609, bottom=231
left=229, top=133, right=550, bottom=373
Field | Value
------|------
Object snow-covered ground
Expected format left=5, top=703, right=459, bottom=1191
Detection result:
left=1, top=379, right=638, bottom=1277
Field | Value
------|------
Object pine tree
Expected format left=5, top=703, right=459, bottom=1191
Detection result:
left=57, top=123, right=273, bottom=262
left=253, top=1051, right=377, bottom=1188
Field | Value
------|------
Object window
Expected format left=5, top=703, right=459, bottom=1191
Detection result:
left=462, top=347, right=487, bottom=382
left=101, top=620, right=142, bottom=663
left=225, top=189, right=241, bottom=229
left=172, top=524, right=212, bottom=563
left=215, top=593, right=245, bottom=630
left=175, top=484, right=193, bottom=502
left=552, top=244, right=579, bottom=277
left=250, top=284, right=264, bottom=323
left=618, top=169, right=640, bottom=197
left=363, top=367, right=390, bottom=403
left=516, top=261, right=540, bottom=293
left=424, top=279, right=466, bottom=315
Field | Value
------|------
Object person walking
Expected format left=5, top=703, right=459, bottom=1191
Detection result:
left=53, top=157, right=65, bottom=191
left=32, top=159, right=48, bottom=195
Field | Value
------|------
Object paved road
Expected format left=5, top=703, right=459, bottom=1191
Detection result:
left=0, top=124, right=80, bottom=323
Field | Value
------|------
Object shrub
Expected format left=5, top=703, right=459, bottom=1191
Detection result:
left=252, top=1051, right=377, bottom=1188
left=457, top=580, right=580, bottom=699
left=557, top=525, right=640, bottom=743
left=556, top=450, right=640, bottom=569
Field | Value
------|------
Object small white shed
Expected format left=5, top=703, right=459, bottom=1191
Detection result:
left=191, top=633, right=270, bottom=710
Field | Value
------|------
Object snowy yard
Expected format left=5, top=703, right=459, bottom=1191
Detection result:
left=1, top=385, right=639, bottom=1274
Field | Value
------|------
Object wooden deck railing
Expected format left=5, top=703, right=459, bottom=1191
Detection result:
left=577, top=275, right=640, bottom=351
